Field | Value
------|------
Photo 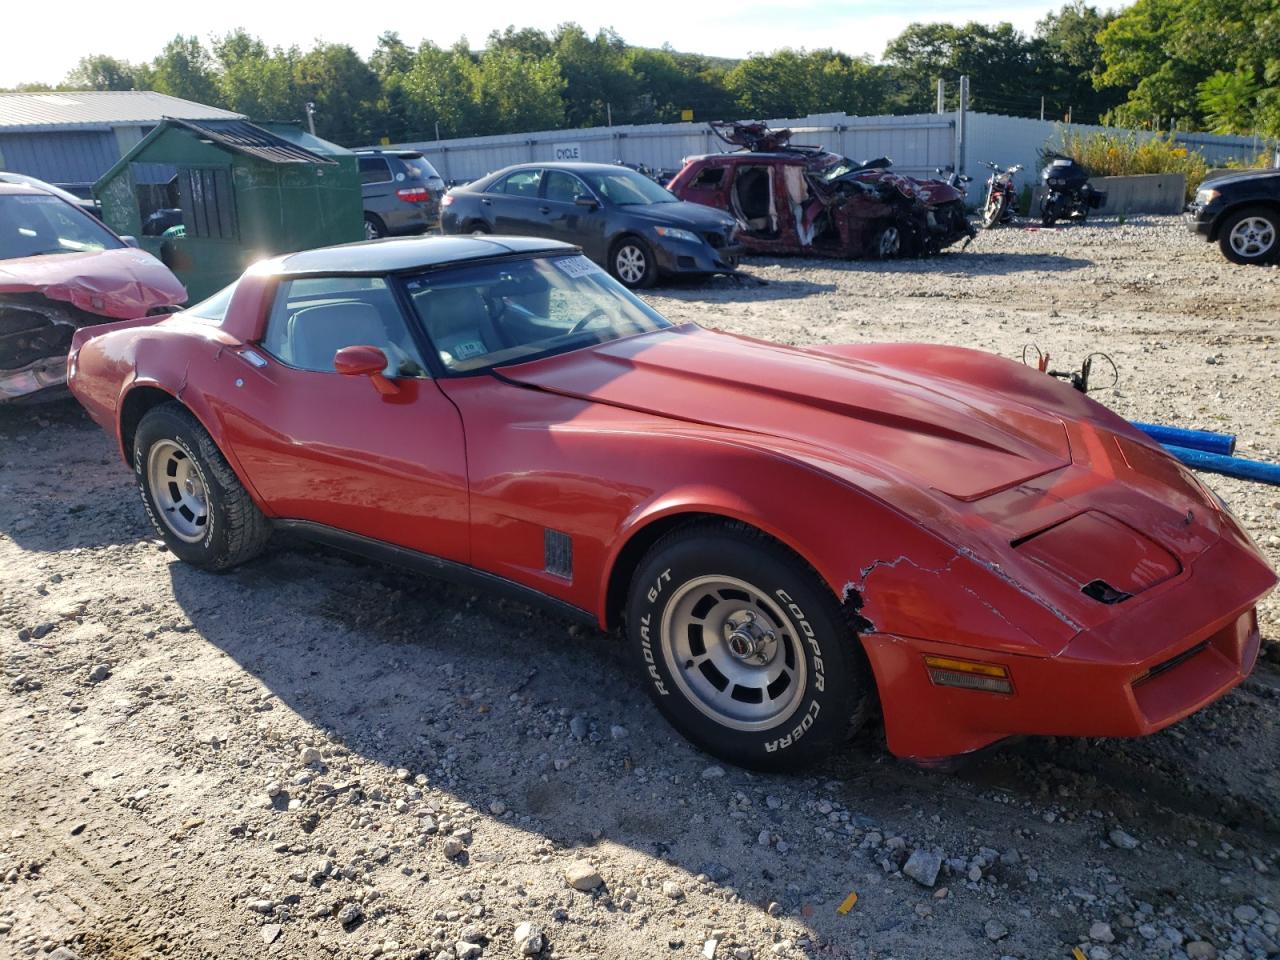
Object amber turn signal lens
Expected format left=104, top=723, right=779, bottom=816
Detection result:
left=923, top=655, right=1014, bottom=694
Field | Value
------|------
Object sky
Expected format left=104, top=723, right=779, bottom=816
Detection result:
left=0, top=0, right=1075, bottom=89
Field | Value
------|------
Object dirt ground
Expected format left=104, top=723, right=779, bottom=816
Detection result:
left=2, top=215, right=1278, bottom=960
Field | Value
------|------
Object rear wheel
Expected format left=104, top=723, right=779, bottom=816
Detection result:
left=467, top=221, right=491, bottom=236
left=870, top=223, right=902, bottom=259
left=363, top=215, right=386, bottom=240
left=625, top=521, right=874, bottom=771
left=610, top=236, right=657, bottom=288
left=1219, top=206, right=1278, bottom=265
left=134, top=403, right=270, bottom=570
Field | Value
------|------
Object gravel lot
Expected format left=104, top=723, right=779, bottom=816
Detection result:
left=2, top=215, right=1278, bottom=960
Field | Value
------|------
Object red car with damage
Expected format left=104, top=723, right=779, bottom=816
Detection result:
left=67, top=235, right=1276, bottom=770
left=668, top=121, right=974, bottom=260
left=1, top=182, right=186, bottom=402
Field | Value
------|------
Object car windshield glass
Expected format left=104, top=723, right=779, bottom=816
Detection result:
left=405, top=255, right=672, bottom=373
left=0, top=194, right=122, bottom=260
left=579, top=169, right=677, bottom=205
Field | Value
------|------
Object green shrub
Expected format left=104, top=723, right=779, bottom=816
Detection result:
left=1043, top=130, right=1212, bottom=201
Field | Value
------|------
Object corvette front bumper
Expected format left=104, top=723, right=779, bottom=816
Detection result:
left=861, top=535, right=1275, bottom=763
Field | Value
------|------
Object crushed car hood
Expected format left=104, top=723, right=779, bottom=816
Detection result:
left=500, top=325, right=1071, bottom=500
left=0, top=248, right=186, bottom=319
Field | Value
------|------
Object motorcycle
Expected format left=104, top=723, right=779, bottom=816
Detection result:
left=980, top=161, right=1023, bottom=228
left=934, top=165, right=973, bottom=191
left=1039, top=155, right=1106, bottom=226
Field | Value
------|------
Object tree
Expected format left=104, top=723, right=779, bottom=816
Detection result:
left=400, top=40, right=477, bottom=139
left=65, top=55, right=141, bottom=91
left=213, top=30, right=301, bottom=122
left=293, top=43, right=380, bottom=145
left=370, top=32, right=415, bottom=141
left=883, top=21, right=1038, bottom=114
left=1033, top=2, right=1123, bottom=123
left=149, top=35, right=222, bottom=106
left=723, top=49, right=889, bottom=119
left=471, top=48, right=564, bottom=133
left=551, top=25, right=639, bottom=126
left=1098, top=0, right=1280, bottom=133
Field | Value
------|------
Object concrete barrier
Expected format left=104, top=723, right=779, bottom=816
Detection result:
left=1031, top=173, right=1187, bottom=216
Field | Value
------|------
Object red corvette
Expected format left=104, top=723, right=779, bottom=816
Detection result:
left=68, top=236, right=1276, bottom=770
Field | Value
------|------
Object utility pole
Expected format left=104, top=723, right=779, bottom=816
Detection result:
left=435, top=121, right=441, bottom=142
left=955, top=75, right=969, bottom=178
left=1067, top=105, right=1072, bottom=125
left=936, top=78, right=945, bottom=114
left=305, top=101, right=316, bottom=136
left=606, top=102, right=612, bottom=127
left=1040, top=96, right=1045, bottom=122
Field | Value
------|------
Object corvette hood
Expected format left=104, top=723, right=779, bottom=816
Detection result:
left=501, top=326, right=1071, bottom=499
left=0, top=248, right=186, bottom=319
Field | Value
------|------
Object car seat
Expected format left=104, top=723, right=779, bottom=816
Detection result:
left=285, top=301, right=396, bottom=372
left=416, top=286, right=505, bottom=366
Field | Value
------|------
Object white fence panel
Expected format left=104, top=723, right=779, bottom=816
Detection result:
left=381, top=111, right=1271, bottom=203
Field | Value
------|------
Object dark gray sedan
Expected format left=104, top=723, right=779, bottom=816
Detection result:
left=440, top=162, right=742, bottom=288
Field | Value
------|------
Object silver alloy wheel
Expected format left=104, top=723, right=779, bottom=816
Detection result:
left=146, top=440, right=209, bottom=543
left=660, top=575, right=807, bottom=731
left=364, top=220, right=380, bottom=241
left=878, top=226, right=901, bottom=257
left=1229, top=216, right=1276, bottom=259
left=615, top=244, right=647, bottom=284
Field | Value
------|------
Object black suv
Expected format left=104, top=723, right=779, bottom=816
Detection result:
left=356, top=150, right=447, bottom=240
left=1186, top=168, right=1280, bottom=265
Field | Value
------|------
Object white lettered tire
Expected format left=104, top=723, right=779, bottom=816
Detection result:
left=134, top=402, right=270, bottom=570
left=625, top=521, right=874, bottom=770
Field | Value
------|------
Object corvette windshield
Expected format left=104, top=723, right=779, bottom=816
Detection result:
left=405, top=255, right=672, bottom=372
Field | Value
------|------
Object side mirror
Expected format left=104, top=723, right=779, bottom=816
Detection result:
left=574, top=196, right=599, bottom=209
left=119, top=235, right=140, bottom=248
left=334, top=344, right=398, bottom=396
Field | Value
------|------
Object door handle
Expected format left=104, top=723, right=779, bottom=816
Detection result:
left=538, top=206, right=551, bottom=214
left=480, top=198, right=491, bottom=205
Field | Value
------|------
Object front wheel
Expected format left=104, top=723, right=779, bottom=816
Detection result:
left=1219, top=206, right=1278, bottom=265
left=981, top=193, right=1004, bottom=229
left=610, top=236, right=657, bottom=289
left=625, top=521, right=875, bottom=771
left=135, top=403, right=270, bottom=570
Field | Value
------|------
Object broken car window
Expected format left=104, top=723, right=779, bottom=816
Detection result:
left=0, top=194, right=123, bottom=260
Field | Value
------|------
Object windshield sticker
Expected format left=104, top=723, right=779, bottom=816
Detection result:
left=553, top=255, right=604, bottom=279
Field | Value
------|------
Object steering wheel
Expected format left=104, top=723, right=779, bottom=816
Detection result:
left=568, top=307, right=609, bottom=335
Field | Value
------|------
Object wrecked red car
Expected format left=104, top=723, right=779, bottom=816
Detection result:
left=1, top=183, right=186, bottom=402
left=668, top=121, right=974, bottom=259
left=68, top=236, right=1275, bottom=770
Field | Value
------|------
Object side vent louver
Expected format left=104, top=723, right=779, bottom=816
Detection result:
left=544, top=529, right=573, bottom=579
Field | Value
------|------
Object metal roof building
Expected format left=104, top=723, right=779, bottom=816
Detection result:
left=0, top=91, right=244, bottom=191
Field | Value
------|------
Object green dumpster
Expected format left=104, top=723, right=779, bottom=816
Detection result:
left=94, top=119, right=362, bottom=302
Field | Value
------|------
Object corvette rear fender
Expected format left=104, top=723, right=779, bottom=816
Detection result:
left=117, top=340, right=268, bottom=512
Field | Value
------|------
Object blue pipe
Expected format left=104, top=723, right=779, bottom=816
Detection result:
left=1132, top=422, right=1236, bottom=456
left=1161, top=444, right=1280, bottom=487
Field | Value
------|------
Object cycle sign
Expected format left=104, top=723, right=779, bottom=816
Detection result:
left=553, top=142, right=583, bottom=162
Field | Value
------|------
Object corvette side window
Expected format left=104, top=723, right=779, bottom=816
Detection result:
left=260, top=277, right=428, bottom=378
